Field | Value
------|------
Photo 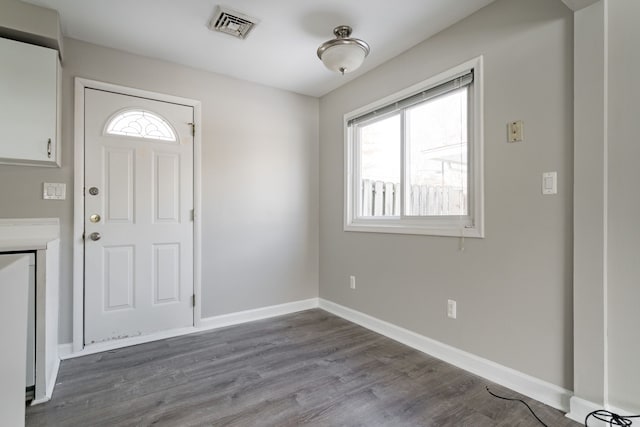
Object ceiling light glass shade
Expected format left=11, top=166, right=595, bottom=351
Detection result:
left=317, top=26, right=370, bottom=74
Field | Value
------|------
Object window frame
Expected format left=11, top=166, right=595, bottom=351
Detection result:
left=344, top=56, right=484, bottom=238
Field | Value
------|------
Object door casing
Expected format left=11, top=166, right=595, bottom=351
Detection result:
left=73, top=78, right=202, bottom=353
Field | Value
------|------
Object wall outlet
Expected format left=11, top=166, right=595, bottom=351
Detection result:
left=447, top=299, right=457, bottom=319
left=507, top=120, right=524, bottom=142
left=349, top=275, right=356, bottom=290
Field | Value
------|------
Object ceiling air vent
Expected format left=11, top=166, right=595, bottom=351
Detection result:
left=208, top=6, right=259, bottom=40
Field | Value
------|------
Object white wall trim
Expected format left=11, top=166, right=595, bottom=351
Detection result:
left=58, top=343, right=72, bottom=358
left=567, top=396, right=637, bottom=427
left=567, top=396, right=606, bottom=426
left=72, top=78, right=84, bottom=353
left=60, top=296, right=578, bottom=416
left=30, top=357, right=60, bottom=406
left=199, top=298, right=319, bottom=331
left=45, top=357, right=60, bottom=401
left=609, top=404, right=640, bottom=421
left=60, top=298, right=319, bottom=359
left=72, top=77, right=203, bottom=352
left=319, top=298, right=572, bottom=412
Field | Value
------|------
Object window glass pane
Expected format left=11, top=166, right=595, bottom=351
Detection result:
left=358, top=114, right=401, bottom=217
left=405, top=87, right=468, bottom=216
left=106, top=110, right=177, bottom=142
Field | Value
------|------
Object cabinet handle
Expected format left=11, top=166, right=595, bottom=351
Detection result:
left=47, top=139, right=52, bottom=158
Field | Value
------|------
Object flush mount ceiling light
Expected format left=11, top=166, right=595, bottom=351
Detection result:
left=317, top=25, right=370, bottom=75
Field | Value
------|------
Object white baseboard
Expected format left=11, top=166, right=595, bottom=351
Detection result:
left=30, top=396, right=50, bottom=405
left=58, top=343, right=73, bottom=358
left=610, top=404, right=640, bottom=417
left=45, top=357, right=60, bottom=400
left=319, top=298, right=572, bottom=413
left=59, top=298, right=320, bottom=360
left=56, top=296, right=575, bottom=415
left=199, top=298, right=319, bottom=330
left=32, top=348, right=63, bottom=405
left=30, top=360, right=58, bottom=405
left=567, top=396, right=639, bottom=427
left=567, top=396, right=604, bottom=426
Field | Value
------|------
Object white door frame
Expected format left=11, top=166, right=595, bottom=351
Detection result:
left=73, top=78, right=202, bottom=353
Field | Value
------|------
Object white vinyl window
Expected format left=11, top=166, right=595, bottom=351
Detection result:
left=344, top=57, right=484, bottom=237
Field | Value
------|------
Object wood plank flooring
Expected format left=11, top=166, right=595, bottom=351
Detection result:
left=26, top=309, right=580, bottom=426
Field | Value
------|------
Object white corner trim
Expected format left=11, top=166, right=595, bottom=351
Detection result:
left=30, top=356, right=60, bottom=405
left=30, top=396, right=50, bottom=405
left=567, top=396, right=606, bottom=426
left=59, top=298, right=320, bottom=360
left=319, top=298, right=572, bottom=412
left=567, top=396, right=638, bottom=427
left=199, top=298, right=319, bottom=331
left=58, top=343, right=73, bottom=358
left=46, top=357, right=60, bottom=400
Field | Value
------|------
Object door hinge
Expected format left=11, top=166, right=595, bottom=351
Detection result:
left=190, top=209, right=195, bottom=221
left=192, top=294, right=196, bottom=307
left=188, top=122, right=195, bottom=137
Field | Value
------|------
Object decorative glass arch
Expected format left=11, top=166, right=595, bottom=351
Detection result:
left=105, top=109, right=177, bottom=142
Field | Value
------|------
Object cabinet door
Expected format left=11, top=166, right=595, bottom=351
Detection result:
left=0, top=37, right=59, bottom=166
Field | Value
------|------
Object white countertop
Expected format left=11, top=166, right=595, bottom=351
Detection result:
left=0, top=218, right=60, bottom=252
left=0, top=238, right=58, bottom=252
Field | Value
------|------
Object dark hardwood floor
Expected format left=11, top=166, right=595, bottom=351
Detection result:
left=26, top=309, right=580, bottom=426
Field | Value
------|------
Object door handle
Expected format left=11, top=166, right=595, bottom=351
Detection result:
left=89, top=232, right=101, bottom=241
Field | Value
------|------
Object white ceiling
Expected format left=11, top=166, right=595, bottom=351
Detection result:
left=22, top=0, right=496, bottom=97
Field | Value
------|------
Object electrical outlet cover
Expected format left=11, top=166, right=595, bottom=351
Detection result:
left=507, top=120, right=523, bottom=143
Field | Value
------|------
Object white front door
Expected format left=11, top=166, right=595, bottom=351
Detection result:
left=84, top=88, right=194, bottom=345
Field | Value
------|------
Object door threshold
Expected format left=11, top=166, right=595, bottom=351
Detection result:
left=63, top=325, right=199, bottom=359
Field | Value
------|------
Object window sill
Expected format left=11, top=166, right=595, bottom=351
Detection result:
left=344, top=221, right=484, bottom=238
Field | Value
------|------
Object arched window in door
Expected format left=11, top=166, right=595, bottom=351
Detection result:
left=105, top=109, right=177, bottom=142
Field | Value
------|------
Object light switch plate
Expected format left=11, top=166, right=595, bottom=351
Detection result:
left=542, top=172, right=557, bottom=195
left=43, top=182, right=66, bottom=200
left=507, top=120, right=524, bottom=142
left=447, top=299, right=457, bottom=319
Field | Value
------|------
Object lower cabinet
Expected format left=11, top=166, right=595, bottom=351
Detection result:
left=0, top=255, right=30, bottom=427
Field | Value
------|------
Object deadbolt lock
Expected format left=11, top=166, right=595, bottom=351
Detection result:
left=90, top=214, right=101, bottom=223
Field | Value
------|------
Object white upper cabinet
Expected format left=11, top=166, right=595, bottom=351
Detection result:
left=0, top=37, right=60, bottom=167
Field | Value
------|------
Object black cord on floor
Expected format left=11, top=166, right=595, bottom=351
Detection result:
left=485, top=386, right=548, bottom=427
left=585, top=409, right=640, bottom=426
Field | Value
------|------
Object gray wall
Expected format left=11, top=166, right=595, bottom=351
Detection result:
left=0, top=38, right=319, bottom=343
left=607, top=0, right=640, bottom=412
left=319, top=0, right=574, bottom=389
left=4, top=0, right=637, bottom=410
